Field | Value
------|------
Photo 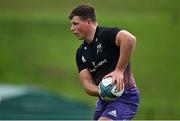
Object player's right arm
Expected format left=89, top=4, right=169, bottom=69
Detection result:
left=79, top=69, right=99, bottom=97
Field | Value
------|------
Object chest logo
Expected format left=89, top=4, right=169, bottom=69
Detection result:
left=81, top=56, right=86, bottom=63
left=97, top=43, right=102, bottom=55
left=92, top=62, right=95, bottom=66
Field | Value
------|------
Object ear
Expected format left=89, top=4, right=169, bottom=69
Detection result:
left=86, top=19, right=92, bottom=25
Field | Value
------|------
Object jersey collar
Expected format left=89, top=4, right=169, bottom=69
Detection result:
left=84, top=26, right=99, bottom=45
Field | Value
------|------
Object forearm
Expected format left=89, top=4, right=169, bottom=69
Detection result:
left=79, top=69, right=99, bottom=97
left=82, top=81, right=99, bottom=96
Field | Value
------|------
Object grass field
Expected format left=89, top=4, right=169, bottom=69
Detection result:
left=0, top=0, right=180, bottom=119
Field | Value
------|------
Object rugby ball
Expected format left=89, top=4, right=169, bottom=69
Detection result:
left=98, top=77, right=124, bottom=100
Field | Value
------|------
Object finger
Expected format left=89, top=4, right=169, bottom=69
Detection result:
left=122, top=82, right=124, bottom=90
left=103, top=74, right=111, bottom=79
left=112, top=76, right=116, bottom=84
left=119, top=78, right=123, bottom=91
left=119, top=78, right=124, bottom=91
left=115, top=77, right=120, bottom=91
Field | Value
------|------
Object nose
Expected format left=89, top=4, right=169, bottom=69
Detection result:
left=71, top=25, right=74, bottom=32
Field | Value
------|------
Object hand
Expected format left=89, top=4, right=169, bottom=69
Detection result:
left=98, top=85, right=105, bottom=100
left=104, top=69, right=124, bottom=92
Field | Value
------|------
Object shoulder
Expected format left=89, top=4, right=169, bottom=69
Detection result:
left=116, top=30, right=136, bottom=41
left=98, top=26, right=121, bottom=40
left=98, top=26, right=121, bottom=46
left=115, top=30, right=136, bottom=46
left=98, top=26, right=121, bottom=34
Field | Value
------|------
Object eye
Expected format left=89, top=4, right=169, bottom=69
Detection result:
left=74, top=23, right=79, bottom=26
left=72, top=22, right=79, bottom=25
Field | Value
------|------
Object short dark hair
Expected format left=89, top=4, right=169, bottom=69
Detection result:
left=69, top=4, right=96, bottom=22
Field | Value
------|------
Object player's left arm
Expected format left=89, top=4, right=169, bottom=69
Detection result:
left=115, top=30, right=136, bottom=72
left=105, top=30, right=136, bottom=91
left=115, top=30, right=136, bottom=90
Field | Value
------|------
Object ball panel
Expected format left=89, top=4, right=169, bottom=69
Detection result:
left=99, top=83, right=113, bottom=97
left=101, top=77, right=113, bottom=86
left=111, top=85, right=124, bottom=97
left=99, top=77, right=124, bottom=101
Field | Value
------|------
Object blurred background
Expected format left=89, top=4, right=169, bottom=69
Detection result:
left=0, top=0, right=179, bottom=119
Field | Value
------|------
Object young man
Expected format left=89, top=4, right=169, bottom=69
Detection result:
left=69, top=4, right=140, bottom=120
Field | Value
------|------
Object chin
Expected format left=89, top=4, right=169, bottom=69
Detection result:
left=78, top=38, right=84, bottom=40
left=77, top=37, right=85, bottom=40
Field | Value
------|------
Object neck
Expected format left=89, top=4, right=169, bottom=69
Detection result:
left=86, top=23, right=98, bottom=44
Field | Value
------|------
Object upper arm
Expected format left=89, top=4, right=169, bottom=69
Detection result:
left=115, top=30, right=136, bottom=47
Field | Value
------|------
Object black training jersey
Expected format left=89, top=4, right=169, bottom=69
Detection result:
left=76, top=26, right=136, bottom=88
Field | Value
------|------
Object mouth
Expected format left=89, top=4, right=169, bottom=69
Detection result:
left=74, top=33, right=79, bottom=37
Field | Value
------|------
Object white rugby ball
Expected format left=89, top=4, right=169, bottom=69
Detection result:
left=99, top=77, right=124, bottom=100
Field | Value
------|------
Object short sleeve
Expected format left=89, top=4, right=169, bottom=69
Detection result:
left=76, top=48, right=87, bottom=73
left=105, top=27, right=120, bottom=47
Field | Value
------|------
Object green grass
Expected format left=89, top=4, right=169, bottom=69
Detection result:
left=0, top=0, right=180, bottom=119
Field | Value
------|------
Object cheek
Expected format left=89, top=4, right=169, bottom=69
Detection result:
left=79, top=24, right=89, bottom=33
left=78, top=27, right=86, bottom=34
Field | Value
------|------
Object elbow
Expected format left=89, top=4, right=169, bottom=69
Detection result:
left=85, top=90, right=94, bottom=96
left=84, top=88, right=91, bottom=95
left=83, top=85, right=99, bottom=96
